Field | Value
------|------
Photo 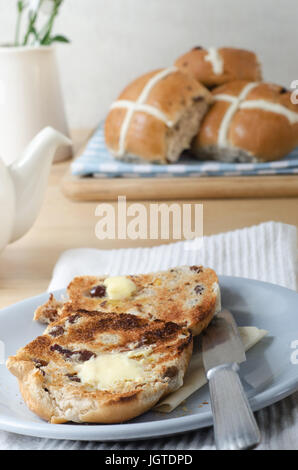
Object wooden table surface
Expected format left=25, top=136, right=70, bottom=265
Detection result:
left=1, top=129, right=297, bottom=308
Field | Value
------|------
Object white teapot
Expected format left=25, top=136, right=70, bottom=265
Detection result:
left=0, top=126, right=71, bottom=252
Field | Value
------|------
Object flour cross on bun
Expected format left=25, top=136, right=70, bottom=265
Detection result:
left=7, top=310, right=193, bottom=423
left=204, top=47, right=224, bottom=75
left=193, top=80, right=298, bottom=162
left=212, top=81, right=259, bottom=147
left=110, top=67, right=178, bottom=157
left=175, top=47, right=262, bottom=88
left=104, top=68, right=212, bottom=163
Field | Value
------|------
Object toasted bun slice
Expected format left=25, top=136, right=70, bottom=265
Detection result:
left=104, top=67, right=212, bottom=163
left=35, top=266, right=220, bottom=336
left=175, top=47, right=262, bottom=88
left=63, top=265, right=220, bottom=337
left=7, top=311, right=192, bottom=424
left=193, top=80, right=298, bottom=162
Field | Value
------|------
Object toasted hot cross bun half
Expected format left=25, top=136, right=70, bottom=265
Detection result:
left=192, top=80, right=298, bottom=162
left=7, top=310, right=193, bottom=424
left=175, top=47, right=262, bottom=88
left=34, top=266, right=221, bottom=337
left=104, top=67, right=212, bottom=163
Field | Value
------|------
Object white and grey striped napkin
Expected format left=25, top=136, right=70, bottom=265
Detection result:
left=48, top=221, right=297, bottom=292
left=1, top=221, right=297, bottom=450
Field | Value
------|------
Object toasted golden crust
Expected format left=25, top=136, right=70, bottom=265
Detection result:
left=193, top=80, right=298, bottom=162
left=7, top=311, right=192, bottom=424
left=104, top=68, right=212, bottom=163
left=65, top=265, right=220, bottom=336
left=175, top=47, right=262, bottom=88
left=34, top=293, right=64, bottom=324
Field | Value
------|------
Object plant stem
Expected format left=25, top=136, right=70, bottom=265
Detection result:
left=14, top=1, right=24, bottom=46
left=23, top=0, right=43, bottom=46
left=16, top=0, right=66, bottom=47
left=40, top=1, right=61, bottom=45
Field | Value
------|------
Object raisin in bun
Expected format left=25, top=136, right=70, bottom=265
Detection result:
left=192, top=80, right=298, bottom=162
left=104, top=67, right=212, bottom=163
left=7, top=310, right=192, bottom=424
left=175, top=47, right=262, bottom=88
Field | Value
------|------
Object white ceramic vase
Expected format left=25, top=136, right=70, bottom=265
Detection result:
left=0, top=45, right=72, bottom=165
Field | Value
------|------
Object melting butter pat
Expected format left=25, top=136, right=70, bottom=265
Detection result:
left=76, top=353, right=146, bottom=389
left=103, top=276, right=136, bottom=300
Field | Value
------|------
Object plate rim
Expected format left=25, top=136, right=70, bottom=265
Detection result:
left=0, top=275, right=298, bottom=441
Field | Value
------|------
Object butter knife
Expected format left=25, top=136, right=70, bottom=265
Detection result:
left=202, top=309, right=261, bottom=450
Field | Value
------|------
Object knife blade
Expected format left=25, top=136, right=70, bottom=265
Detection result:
left=202, top=309, right=261, bottom=450
left=202, top=309, right=246, bottom=371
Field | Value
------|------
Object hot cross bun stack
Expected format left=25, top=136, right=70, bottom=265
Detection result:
left=105, top=47, right=297, bottom=163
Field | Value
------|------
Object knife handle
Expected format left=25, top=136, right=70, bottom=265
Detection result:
left=207, top=363, right=260, bottom=450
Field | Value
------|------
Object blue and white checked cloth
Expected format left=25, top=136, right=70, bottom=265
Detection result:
left=71, top=123, right=298, bottom=178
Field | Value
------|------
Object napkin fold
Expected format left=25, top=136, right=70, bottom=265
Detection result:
left=48, top=221, right=297, bottom=291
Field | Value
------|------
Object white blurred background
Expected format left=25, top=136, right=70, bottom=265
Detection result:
left=0, top=0, right=297, bottom=128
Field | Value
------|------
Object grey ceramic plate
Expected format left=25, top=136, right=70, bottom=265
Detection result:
left=0, top=276, right=298, bottom=441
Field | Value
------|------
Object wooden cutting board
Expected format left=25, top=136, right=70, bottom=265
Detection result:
left=61, top=129, right=298, bottom=201
left=61, top=171, right=298, bottom=201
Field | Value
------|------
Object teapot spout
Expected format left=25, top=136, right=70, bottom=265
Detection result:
left=8, top=127, right=71, bottom=243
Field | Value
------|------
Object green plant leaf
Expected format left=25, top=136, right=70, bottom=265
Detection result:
left=48, top=34, right=70, bottom=44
